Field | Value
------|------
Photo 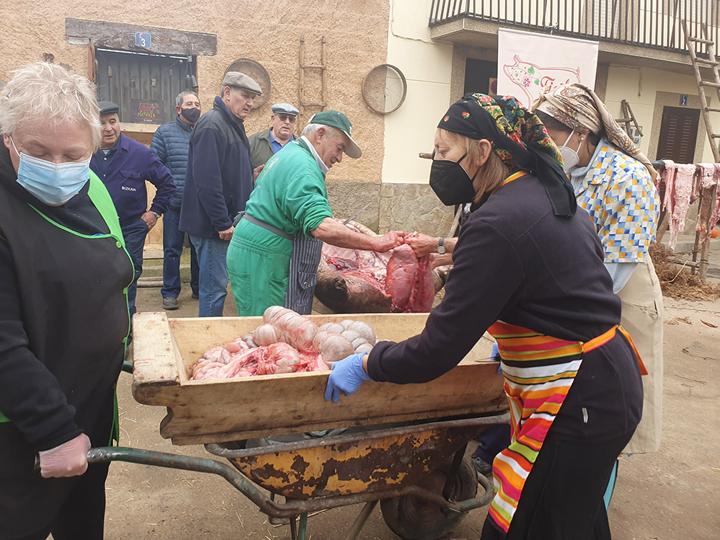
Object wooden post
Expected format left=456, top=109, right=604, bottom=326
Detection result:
left=698, top=183, right=719, bottom=279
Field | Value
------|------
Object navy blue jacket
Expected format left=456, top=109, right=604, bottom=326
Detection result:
left=151, top=117, right=193, bottom=208
left=180, top=96, right=253, bottom=238
left=90, top=134, right=175, bottom=227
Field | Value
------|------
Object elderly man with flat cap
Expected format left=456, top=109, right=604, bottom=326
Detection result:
left=90, top=101, right=175, bottom=316
left=248, top=102, right=300, bottom=172
left=228, top=110, right=403, bottom=315
left=180, top=72, right=261, bottom=317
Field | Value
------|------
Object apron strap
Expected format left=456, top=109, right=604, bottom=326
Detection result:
left=617, top=326, right=649, bottom=375
left=580, top=325, right=648, bottom=375
left=239, top=212, right=293, bottom=240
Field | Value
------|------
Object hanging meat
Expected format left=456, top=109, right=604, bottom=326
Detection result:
left=661, top=162, right=696, bottom=250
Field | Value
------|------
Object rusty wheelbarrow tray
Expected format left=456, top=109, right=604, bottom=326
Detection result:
left=88, top=413, right=508, bottom=540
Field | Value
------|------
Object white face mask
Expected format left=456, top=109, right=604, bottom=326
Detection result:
left=559, top=131, right=583, bottom=173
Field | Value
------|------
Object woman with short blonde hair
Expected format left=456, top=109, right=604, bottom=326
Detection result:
left=0, top=62, right=132, bottom=538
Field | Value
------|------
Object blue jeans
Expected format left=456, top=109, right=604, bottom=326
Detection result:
left=472, top=423, right=511, bottom=464
left=162, top=207, right=199, bottom=299
left=189, top=234, right=229, bottom=317
left=122, top=218, right=149, bottom=315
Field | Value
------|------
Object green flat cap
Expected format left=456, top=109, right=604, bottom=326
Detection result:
left=310, top=110, right=361, bottom=158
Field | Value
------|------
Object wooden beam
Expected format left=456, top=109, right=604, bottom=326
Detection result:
left=65, top=18, right=217, bottom=56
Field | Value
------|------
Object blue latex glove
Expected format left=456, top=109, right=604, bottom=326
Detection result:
left=491, top=342, right=503, bottom=374
left=324, top=353, right=371, bottom=403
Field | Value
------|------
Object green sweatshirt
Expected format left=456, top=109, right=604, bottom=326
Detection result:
left=227, top=138, right=333, bottom=315
left=245, top=138, right=332, bottom=238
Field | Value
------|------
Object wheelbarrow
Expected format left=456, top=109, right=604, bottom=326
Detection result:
left=85, top=414, right=507, bottom=539
left=118, top=312, right=508, bottom=537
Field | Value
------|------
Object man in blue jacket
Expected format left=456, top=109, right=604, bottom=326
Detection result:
left=180, top=72, right=261, bottom=316
left=90, top=101, right=175, bottom=315
left=151, top=90, right=201, bottom=310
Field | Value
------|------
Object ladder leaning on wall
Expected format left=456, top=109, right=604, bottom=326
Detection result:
left=298, top=36, right=327, bottom=126
left=680, top=20, right=720, bottom=279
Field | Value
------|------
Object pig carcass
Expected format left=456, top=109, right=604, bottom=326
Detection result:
left=315, top=222, right=435, bottom=313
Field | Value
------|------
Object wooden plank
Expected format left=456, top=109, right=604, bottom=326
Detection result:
left=65, top=18, right=217, bottom=56
left=131, top=312, right=180, bottom=387
left=155, top=362, right=505, bottom=445
left=132, top=313, right=506, bottom=445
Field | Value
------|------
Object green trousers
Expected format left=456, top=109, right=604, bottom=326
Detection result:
left=227, top=220, right=292, bottom=316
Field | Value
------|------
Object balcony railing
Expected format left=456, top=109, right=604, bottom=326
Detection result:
left=429, top=0, right=720, bottom=54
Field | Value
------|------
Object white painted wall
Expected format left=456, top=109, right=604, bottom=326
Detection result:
left=381, top=0, right=453, bottom=183
left=604, top=65, right=720, bottom=163
left=381, top=1, right=718, bottom=181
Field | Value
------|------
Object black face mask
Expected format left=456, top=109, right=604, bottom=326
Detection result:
left=180, top=107, right=201, bottom=124
left=429, top=153, right=477, bottom=206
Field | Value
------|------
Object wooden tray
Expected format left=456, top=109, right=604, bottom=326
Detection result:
left=131, top=312, right=506, bottom=445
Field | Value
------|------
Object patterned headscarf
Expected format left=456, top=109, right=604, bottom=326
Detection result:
left=533, top=83, right=658, bottom=181
left=439, top=93, right=576, bottom=217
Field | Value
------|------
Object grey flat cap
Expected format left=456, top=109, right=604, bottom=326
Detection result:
left=271, top=102, right=299, bottom=116
left=99, top=100, right=119, bottom=116
left=222, top=72, right=262, bottom=95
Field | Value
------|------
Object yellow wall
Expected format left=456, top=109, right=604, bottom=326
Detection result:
left=0, top=0, right=389, bottom=182
left=381, top=0, right=453, bottom=184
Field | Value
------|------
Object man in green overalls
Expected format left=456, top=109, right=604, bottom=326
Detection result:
left=227, top=110, right=403, bottom=315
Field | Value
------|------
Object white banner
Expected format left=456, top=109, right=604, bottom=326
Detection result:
left=496, top=28, right=599, bottom=108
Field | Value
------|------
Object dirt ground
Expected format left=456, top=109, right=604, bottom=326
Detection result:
left=102, top=287, right=720, bottom=540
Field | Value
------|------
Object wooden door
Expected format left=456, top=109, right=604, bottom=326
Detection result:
left=95, top=48, right=196, bottom=125
left=656, top=106, right=700, bottom=163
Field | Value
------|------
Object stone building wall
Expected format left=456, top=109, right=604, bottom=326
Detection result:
left=0, top=1, right=454, bottom=236
left=0, top=0, right=389, bottom=183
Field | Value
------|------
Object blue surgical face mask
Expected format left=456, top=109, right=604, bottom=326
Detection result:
left=9, top=137, right=90, bottom=206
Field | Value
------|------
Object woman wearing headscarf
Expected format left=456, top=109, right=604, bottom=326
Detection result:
left=324, top=94, right=644, bottom=539
left=533, top=84, right=662, bottom=457
left=0, top=63, right=132, bottom=539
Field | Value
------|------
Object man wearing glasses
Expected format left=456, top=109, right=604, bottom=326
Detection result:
left=248, top=102, right=299, bottom=174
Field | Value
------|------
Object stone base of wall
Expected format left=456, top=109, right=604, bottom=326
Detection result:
left=326, top=182, right=382, bottom=232
left=327, top=182, right=455, bottom=236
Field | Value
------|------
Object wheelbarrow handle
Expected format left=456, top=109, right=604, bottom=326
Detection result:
left=87, top=446, right=272, bottom=509
left=35, top=446, right=277, bottom=515
left=87, top=446, right=232, bottom=471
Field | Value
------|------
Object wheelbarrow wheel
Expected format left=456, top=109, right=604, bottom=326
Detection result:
left=380, top=456, right=479, bottom=540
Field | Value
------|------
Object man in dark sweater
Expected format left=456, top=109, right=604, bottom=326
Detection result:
left=90, top=101, right=175, bottom=315
left=180, top=72, right=261, bottom=316
left=151, top=90, right=201, bottom=310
